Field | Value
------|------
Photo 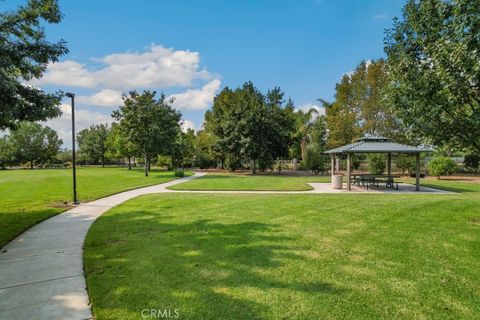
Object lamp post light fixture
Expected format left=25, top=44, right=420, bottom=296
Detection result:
left=65, top=92, right=78, bottom=204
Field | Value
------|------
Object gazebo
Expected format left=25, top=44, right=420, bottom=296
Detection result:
left=324, top=136, right=428, bottom=191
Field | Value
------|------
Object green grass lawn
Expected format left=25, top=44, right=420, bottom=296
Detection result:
left=168, top=173, right=329, bottom=191
left=84, top=180, right=480, bottom=320
left=0, top=167, right=190, bottom=247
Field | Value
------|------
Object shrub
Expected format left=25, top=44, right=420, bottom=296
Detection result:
left=428, top=157, right=458, bottom=179
left=464, top=153, right=480, bottom=173
left=367, top=154, right=385, bottom=175
left=304, top=144, right=326, bottom=175
left=395, top=154, right=416, bottom=174
left=174, top=170, right=185, bottom=177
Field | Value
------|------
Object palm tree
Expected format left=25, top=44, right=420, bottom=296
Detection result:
left=294, top=107, right=318, bottom=160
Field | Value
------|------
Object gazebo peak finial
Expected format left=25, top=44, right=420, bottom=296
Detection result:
left=354, top=134, right=391, bottom=142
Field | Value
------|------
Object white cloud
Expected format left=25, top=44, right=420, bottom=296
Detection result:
left=180, top=120, right=196, bottom=132
left=76, top=89, right=124, bottom=107
left=32, top=44, right=214, bottom=90
left=44, top=104, right=112, bottom=149
left=168, top=79, right=221, bottom=110
left=297, top=103, right=326, bottom=117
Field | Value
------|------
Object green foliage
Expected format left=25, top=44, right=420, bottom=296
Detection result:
left=385, top=0, right=480, bottom=153
left=112, top=91, right=181, bottom=176
left=323, top=60, right=408, bottom=149
left=0, top=137, right=13, bottom=168
left=173, top=128, right=196, bottom=168
left=174, top=170, right=185, bottom=177
left=367, top=154, right=386, bottom=175
left=303, top=144, right=326, bottom=175
left=205, top=83, right=295, bottom=173
left=8, top=122, right=62, bottom=168
left=105, top=123, right=138, bottom=168
left=428, top=157, right=458, bottom=178
left=0, top=0, right=68, bottom=129
left=395, top=154, right=416, bottom=174
left=77, top=124, right=110, bottom=166
left=464, top=153, right=480, bottom=173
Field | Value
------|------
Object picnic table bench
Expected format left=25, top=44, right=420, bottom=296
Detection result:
left=352, top=174, right=399, bottom=190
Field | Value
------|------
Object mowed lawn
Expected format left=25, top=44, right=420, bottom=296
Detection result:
left=84, top=180, right=480, bottom=320
left=0, top=167, right=190, bottom=247
left=168, top=173, right=329, bottom=191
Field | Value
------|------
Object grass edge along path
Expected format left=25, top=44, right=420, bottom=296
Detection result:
left=0, top=167, right=191, bottom=248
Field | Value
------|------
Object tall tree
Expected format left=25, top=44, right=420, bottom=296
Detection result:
left=77, top=124, right=110, bottom=167
left=8, top=122, right=62, bottom=168
left=323, top=59, right=407, bottom=148
left=112, top=91, right=181, bottom=176
left=205, top=82, right=295, bottom=173
left=385, top=0, right=480, bottom=153
left=292, top=107, right=319, bottom=160
left=0, top=0, right=68, bottom=129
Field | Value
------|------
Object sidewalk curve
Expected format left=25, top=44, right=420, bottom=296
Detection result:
left=0, top=172, right=205, bottom=320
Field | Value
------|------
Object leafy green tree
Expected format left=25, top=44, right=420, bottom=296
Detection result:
left=0, top=0, right=68, bottom=129
left=9, top=122, right=62, bottom=168
left=194, top=130, right=217, bottom=169
left=112, top=91, right=181, bottom=176
left=428, top=157, right=458, bottom=179
left=77, top=124, right=110, bottom=167
left=105, top=123, right=138, bottom=169
left=173, top=128, right=196, bottom=169
left=385, top=0, right=480, bottom=153
left=205, top=82, right=295, bottom=173
left=304, top=144, right=326, bottom=175
left=323, top=60, right=408, bottom=148
left=368, top=154, right=386, bottom=175
left=464, top=153, right=480, bottom=173
left=0, top=137, right=13, bottom=169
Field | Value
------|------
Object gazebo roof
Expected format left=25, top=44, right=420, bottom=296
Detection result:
left=324, top=135, right=428, bottom=154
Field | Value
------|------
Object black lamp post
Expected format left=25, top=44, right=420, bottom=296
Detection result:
left=65, top=92, right=78, bottom=204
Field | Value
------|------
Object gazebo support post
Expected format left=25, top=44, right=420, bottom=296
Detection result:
left=330, top=154, right=335, bottom=176
left=387, top=153, right=392, bottom=177
left=415, top=153, right=420, bottom=191
left=347, top=153, right=351, bottom=191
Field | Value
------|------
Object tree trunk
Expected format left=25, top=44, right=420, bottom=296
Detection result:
left=144, top=155, right=149, bottom=177
left=252, top=159, right=256, bottom=175
left=30, top=160, right=34, bottom=169
left=128, top=157, right=132, bottom=170
left=148, top=160, right=151, bottom=172
left=102, top=158, right=105, bottom=168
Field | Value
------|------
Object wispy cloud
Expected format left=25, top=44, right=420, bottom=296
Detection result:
left=373, top=13, right=388, bottom=21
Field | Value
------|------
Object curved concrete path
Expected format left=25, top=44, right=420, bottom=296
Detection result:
left=0, top=172, right=205, bottom=320
left=0, top=172, right=452, bottom=320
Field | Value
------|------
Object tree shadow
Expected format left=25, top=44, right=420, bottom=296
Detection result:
left=85, top=213, right=345, bottom=319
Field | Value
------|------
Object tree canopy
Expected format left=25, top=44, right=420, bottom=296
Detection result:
left=7, top=121, right=62, bottom=168
left=385, top=0, right=480, bottom=153
left=323, top=59, right=408, bottom=149
left=77, top=124, right=110, bottom=167
left=204, top=82, right=295, bottom=173
left=112, top=91, right=181, bottom=176
left=0, top=0, right=68, bottom=129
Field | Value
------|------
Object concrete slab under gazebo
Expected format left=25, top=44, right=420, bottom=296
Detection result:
left=324, top=136, right=428, bottom=191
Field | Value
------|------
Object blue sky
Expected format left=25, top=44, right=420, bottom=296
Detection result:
left=9, top=0, right=405, bottom=147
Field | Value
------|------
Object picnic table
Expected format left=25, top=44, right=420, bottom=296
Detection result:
left=352, top=174, right=399, bottom=190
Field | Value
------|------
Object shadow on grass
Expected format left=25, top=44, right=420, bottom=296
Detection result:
left=85, top=214, right=345, bottom=319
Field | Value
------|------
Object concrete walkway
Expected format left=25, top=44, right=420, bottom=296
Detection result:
left=0, top=173, right=453, bottom=320
left=0, top=172, right=205, bottom=320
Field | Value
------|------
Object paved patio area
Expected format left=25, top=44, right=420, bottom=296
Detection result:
left=307, top=183, right=455, bottom=194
